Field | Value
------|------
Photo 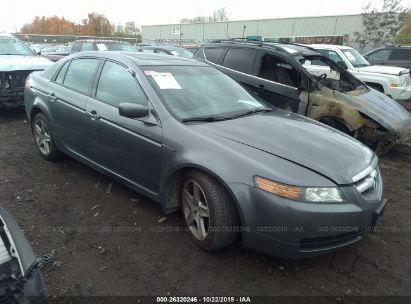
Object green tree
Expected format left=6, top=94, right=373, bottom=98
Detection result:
left=396, top=11, right=411, bottom=44
left=354, top=0, right=407, bottom=49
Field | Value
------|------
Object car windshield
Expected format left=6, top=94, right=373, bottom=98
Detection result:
left=342, top=48, right=370, bottom=67
left=104, top=43, right=136, bottom=51
left=0, top=37, right=35, bottom=55
left=143, top=65, right=269, bottom=121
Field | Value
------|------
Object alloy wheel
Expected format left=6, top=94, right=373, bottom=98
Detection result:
left=182, top=179, right=210, bottom=241
left=34, top=118, right=51, bottom=156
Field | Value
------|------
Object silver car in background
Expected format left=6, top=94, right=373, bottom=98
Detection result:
left=0, top=33, right=52, bottom=107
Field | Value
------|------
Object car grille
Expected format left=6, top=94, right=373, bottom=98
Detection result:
left=300, top=232, right=362, bottom=251
left=352, top=159, right=382, bottom=200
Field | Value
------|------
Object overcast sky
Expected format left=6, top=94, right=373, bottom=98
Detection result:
left=1, top=0, right=411, bottom=32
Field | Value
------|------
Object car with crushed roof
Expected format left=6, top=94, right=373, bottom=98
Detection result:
left=194, top=40, right=411, bottom=154
left=0, top=33, right=52, bottom=107
left=24, top=51, right=386, bottom=258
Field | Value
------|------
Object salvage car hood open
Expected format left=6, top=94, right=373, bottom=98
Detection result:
left=196, top=110, right=374, bottom=185
left=0, top=55, right=52, bottom=71
left=333, top=88, right=411, bottom=133
left=357, top=65, right=409, bottom=76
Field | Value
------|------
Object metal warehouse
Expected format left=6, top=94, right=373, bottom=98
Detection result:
left=141, top=14, right=363, bottom=47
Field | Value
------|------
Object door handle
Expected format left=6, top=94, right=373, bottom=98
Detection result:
left=87, top=110, right=100, bottom=120
left=48, top=92, right=57, bottom=102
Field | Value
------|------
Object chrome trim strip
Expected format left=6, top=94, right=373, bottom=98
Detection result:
left=352, top=157, right=378, bottom=183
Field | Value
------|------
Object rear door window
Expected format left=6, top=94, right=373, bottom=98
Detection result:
left=204, top=47, right=226, bottom=64
left=389, top=49, right=411, bottom=61
left=368, top=49, right=391, bottom=61
left=63, top=58, right=100, bottom=94
left=96, top=61, right=148, bottom=107
left=222, top=48, right=257, bottom=74
left=55, top=61, right=70, bottom=84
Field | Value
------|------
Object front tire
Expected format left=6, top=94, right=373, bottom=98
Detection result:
left=181, top=170, right=239, bottom=251
left=32, top=113, right=61, bottom=161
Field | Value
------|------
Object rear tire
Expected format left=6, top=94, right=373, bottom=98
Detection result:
left=181, top=170, right=239, bottom=251
left=32, top=113, right=61, bottom=161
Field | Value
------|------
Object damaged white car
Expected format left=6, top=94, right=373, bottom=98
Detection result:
left=0, top=34, right=52, bottom=107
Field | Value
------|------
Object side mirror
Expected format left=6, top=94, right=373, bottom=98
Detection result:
left=37, top=51, right=41, bottom=55
left=119, top=103, right=149, bottom=119
left=337, top=60, right=348, bottom=69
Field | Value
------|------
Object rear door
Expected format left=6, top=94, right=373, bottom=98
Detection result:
left=49, top=58, right=101, bottom=158
left=388, top=48, right=411, bottom=70
left=85, top=60, right=162, bottom=195
left=365, top=48, right=392, bottom=66
left=218, top=47, right=258, bottom=90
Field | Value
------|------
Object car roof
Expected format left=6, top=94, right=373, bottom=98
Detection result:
left=71, top=51, right=208, bottom=67
left=202, top=41, right=321, bottom=56
left=0, top=33, right=16, bottom=39
left=310, top=44, right=352, bottom=50
left=73, top=39, right=131, bottom=44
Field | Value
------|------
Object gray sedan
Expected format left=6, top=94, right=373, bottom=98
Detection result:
left=24, top=52, right=386, bottom=258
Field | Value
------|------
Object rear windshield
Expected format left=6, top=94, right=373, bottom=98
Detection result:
left=167, top=48, right=194, bottom=59
left=102, top=43, right=136, bottom=51
left=0, top=37, right=35, bottom=56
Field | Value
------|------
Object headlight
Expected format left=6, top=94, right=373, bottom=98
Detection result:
left=254, top=176, right=343, bottom=203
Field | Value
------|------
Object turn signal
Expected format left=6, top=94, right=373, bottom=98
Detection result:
left=254, top=177, right=302, bottom=200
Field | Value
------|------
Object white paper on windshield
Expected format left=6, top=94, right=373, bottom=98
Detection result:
left=96, top=44, right=108, bottom=51
left=344, top=51, right=356, bottom=62
left=151, top=72, right=182, bottom=89
left=238, top=99, right=262, bottom=107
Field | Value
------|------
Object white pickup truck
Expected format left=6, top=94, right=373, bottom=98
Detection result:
left=304, top=44, right=411, bottom=101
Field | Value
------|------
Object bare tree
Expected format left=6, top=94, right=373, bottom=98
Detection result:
left=180, top=7, right=229, bottom=24
left=354, top=0, right=407, bottom=49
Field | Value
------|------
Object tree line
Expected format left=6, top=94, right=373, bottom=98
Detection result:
left=20, top=13, right=141, bottom=39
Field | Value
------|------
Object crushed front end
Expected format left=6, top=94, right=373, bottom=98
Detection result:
left=0, top=71, right=34, bottom=107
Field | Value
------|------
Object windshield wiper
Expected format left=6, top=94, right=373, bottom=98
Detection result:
left=182, top=108, right=273, bottom=123
left=181, top=115, right=232, bottom=123
left=227, top=108, right=273, bottom=119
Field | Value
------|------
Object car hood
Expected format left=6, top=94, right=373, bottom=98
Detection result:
left=193, top=110, right=374, bottom=185
left=0, top=55, right=52, bottom=71
left=333, top=88, right=411, bottom=133
left=357, top=65, right=409, bottom=76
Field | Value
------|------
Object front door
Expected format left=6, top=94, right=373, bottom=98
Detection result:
left=253, top=51, right=301, bottom=112
left=85, top=60, right=163, bottom=195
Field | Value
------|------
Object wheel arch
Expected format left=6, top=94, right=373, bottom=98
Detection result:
left=160, top=164, right=244, bottom=226
left=365, top=82, right=385, bottom=93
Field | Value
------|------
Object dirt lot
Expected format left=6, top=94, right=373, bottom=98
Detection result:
left=1, top=106, right=411, bottom=299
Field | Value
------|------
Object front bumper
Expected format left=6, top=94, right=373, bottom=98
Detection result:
left=229, top=183, right=386, bottom=259
left=388, top=85, right=411, bottom=101
left=0, top=87, right=25, bottom=106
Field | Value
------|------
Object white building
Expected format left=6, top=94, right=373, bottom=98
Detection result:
left=142, top=14, right=364, bottom=48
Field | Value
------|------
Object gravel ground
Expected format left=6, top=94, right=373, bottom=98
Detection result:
left=1, top=106, right=411, bottom=298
